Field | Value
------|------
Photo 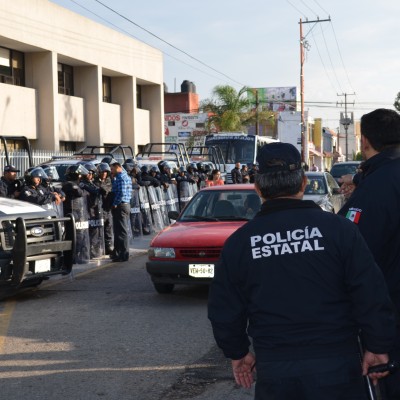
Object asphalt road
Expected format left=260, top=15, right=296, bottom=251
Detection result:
left=0, top=254, right=255, bottom=400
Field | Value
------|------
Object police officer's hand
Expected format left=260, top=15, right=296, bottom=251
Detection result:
left=338, top=174, right=356, bottom=197
left=362, top=350, right=390, bottom=385
left=231, top=352, right=256, bottom=389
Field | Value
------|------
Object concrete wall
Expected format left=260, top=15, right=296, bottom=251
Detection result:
left=0, top=83, right=37, bottom=138
left=58, top=94, right=85, bottom=142
left=102, top=102, right=121, bottom=144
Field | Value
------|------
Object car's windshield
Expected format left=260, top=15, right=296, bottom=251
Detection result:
left=180, top=189, right=261, bottom=221
left=330, top=163, right=360, bottom=177
left=304, top=176, right=327, bottom=195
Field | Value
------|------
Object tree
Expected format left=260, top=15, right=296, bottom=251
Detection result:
left=394, top=92, right=400, bottom=112
left=200, top=85, right=252, bottom=132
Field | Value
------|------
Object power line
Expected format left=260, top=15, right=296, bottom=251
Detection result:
left=310, top=0, right=330, bottom=16
left=93, top=0, right=247, bottom=87
left=68, top=0, right=236, bottom=86
left=300, top=0, right=319, bottom=17
left=286, top=0, right=307, bottom=18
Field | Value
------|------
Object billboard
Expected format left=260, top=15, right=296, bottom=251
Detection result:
left=164, top=113, right=208, bottom=147
left=247, top=87, right=298, bottom=112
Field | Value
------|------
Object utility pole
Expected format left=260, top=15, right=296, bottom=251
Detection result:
left=337, top=92, right=355, bottom=161
left=255, top=89, right=259, bottom=135
left=299, top=17, right=330, bottom=164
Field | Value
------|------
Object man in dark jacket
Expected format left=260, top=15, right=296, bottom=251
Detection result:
left=231, top=162, right=243, bottom=183
left=208, top=142, right=396, bottom=400
left=0, top=165, right=22, bottom=198
left=339, top=108, right=400, bottom=399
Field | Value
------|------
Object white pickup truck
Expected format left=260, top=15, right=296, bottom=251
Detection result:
left=0, top=197, right=75, bottom=295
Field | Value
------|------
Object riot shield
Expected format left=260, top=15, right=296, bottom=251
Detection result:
left=71, top=196, right=90, bottom=264
left=130, top=187, right=143, bottom=238
left=178, top=180, right=191, bottom=211
left=189, top=182, right=198, bottom=198
left=164, top=185, right=178, bottom=214
left=138, top=185, right=153, bottom=234
left=88, top=194, right=105, bottom=259
left=155, top=186, right=169, bottom=227
left=146, top=185, right=164, bottom=232
left=41, top=201, right=64, bottom=218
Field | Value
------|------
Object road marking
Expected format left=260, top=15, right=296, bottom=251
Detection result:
left=0, top=300, right=16, bottom=354
left=0, top=363, right=219, bottom=378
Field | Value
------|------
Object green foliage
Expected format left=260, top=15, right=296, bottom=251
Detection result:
left=354, top=151, right=363, bottom=161
left=200, top=85, right=251, bottom=132
left=200, top=85, right=275, bottom=133
left=394, top=92, right=400, bottom=112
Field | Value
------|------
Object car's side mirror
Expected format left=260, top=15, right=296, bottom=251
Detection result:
left=168, top=211, right=180, bottom=220
left=332, top=187, right=341, bottom=195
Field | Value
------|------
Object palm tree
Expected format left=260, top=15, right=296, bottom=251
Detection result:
left=200, top=85, right=275, bottom=134
left=200, top=85, right=251, bottom=132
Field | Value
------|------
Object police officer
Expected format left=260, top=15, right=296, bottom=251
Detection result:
left=62, top=164, right=90, bottom=264
left=96, top=162, right=114, bottom=255
left=81, top=163, right=103, bottom=259
left=141, top=165, right=161, bottom=187
left=19, top=167, right=59, bottom=206
left=248, top=163, right=258, bottom=183
left=339, top=108, right=400, bottom=399
left=231, top=161, right=243, bottom=183
left=157, top=161, right=176, bottom=189
left=208, top=142, right=396, bottom=400
left=0, top=165, right=22, bottom=198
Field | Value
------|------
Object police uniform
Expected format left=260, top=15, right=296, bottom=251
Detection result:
left=96, top=176, right=114, bottom=255
left=208, top=142, right=396, bottom=400
left=19, top=183, right=54, bottom=205
left=339, top=146, right=400, bottom=398
left=231, top=166, right=243, bottom=183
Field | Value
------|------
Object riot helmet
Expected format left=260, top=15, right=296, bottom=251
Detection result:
left=24, top=167, right=48, bottom=186
left=158, top=160, right=170, bottom=173
left=196, top=162, right=205, bottom=171
left=150, top=166, right=158, bottom=174
left=65, top=164, right=89, bottom=181
left=97, top=162, right=111, bottom=174
left=141, top=165, right=149, bottom=174
left=84, top=162, right=97, bottom=176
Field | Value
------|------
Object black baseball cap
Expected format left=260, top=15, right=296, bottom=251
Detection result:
left=257, top=142, right=302, bottom=173
left=4, top=165, right=20, bottom=173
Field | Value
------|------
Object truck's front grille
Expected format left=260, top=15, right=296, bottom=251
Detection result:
left=1, top=219, right=58, bottom=251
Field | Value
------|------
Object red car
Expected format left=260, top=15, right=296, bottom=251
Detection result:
left=146, top=184, right=261, bottom=293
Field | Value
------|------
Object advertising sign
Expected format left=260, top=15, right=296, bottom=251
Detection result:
left=247, top=87, right=298, bottom=112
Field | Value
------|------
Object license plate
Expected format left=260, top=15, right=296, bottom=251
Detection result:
left=189, top=264, right=214, bottom=278
left=35, top=259, right=51, bottom=273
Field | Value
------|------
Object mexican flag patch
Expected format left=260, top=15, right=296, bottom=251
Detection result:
left=346, top=208, right=362, bottom=224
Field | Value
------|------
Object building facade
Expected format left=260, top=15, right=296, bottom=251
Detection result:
left=0, top=0, right=164, bottom=152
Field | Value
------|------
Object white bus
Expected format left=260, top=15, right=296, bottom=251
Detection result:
left=204, top=133, right=278, bottom=182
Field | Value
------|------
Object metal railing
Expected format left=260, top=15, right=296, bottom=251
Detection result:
left=0, top=150, right=74, bottom=174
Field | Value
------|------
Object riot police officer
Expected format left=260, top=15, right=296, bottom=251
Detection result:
left=96, top=162, right=114, bottom=255
left=81, top=162, right=103, bottom=259
left=141, top=165, right=161, bottom=187
left=62, top=164, right=90, bottom=264
left=19, top=167, right=60, bottom=206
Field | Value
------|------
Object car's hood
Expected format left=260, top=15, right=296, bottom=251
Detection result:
left=150, top=220, right=246, bottom=248
left=303, top=193, right=327, bottom=204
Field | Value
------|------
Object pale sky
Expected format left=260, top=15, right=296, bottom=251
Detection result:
left=52, top=0, right=400, bottom=129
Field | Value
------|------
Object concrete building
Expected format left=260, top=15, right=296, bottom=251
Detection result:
left=0, top=0, right=164, bottom=152
left=164, top=80, right=199, bottom=114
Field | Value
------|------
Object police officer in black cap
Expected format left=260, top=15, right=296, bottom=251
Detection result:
left=208, top=142, right=397, bottom=400
left=0, top=165, right=22, bottom=198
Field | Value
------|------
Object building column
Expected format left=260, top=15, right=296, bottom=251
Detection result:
left=142, top=84, right=164, bottom=143
left=25, top=51, right=59, bottom=150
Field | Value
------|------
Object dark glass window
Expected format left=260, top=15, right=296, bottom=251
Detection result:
left=102, top=76, right=111, bottom=103
left=0, top=47, right=25, bottom=86
left=136, top=84, right=142, bottom=109
left=58, top=63, right=74, bottom=95
left=59, top=141, right=77, bottom=152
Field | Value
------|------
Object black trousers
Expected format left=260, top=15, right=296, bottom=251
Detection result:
left=255, top=355, right=368, bottom=400
left=103, top=210, right=113, bottom=251
left=112, top=203, right=130, bottom=259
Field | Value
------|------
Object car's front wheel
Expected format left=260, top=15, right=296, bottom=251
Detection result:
left=153, top=283, right=175, bottom=294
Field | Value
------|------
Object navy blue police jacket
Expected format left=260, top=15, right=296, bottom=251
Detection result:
left=208, top=198, right=396, bottom=361
left=339, top=146, right=400, bottom=313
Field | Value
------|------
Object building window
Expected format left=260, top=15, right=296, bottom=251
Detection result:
left=0, top=47, right=25, bottom=86
left=137, top=84, right=142, bottom=109
left=58, top=63, right=74, bottom=95
left=59, top=141, right=77, bottom=152
left=196, top=123, right=205, bottom=128
left=102, top=76, right=112, bottom=103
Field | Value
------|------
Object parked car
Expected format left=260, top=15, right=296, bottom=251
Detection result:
left=304, top=171, right=345, bottom=213
left=330, top=161, right=361, bottom=185
left=146, top=184, right=261, bottom=293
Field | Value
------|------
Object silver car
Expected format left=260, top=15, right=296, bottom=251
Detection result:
left=304, top=172, right=345, bottom=213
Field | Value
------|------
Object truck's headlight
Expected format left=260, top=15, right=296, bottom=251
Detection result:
left=148, top=247, right=176, bottom=258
